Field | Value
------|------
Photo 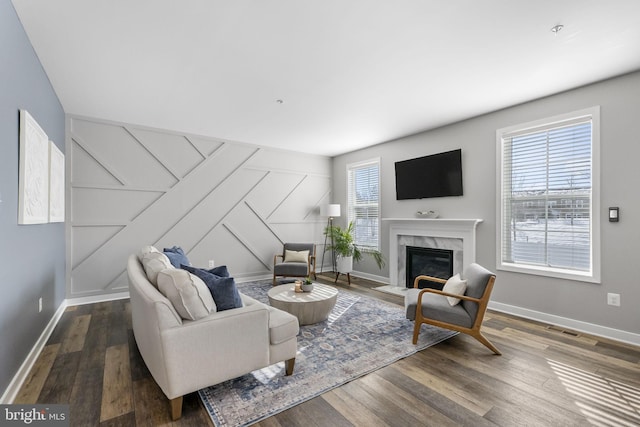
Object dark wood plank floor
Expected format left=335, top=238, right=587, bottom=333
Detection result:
left=15, top=273, right=640, bottom=426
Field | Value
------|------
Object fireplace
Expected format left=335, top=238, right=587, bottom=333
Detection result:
left=375, top=218, right=482, bottom=296
left=406, top=246, right=453, bottom=289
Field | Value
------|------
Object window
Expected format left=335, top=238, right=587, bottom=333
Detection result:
left=497, top=107, right=600, bottom=282
left=347, top=159, right=380, bottom=250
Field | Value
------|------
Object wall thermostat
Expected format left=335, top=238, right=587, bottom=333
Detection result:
left=609, top=207, right=619, bottom=222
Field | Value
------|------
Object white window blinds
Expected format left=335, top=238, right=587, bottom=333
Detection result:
left=499, top=112, right=596, bottom=277
left=347, top=159, right=380, bottom=250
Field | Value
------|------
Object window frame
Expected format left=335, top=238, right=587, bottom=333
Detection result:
left=496, top=107, right=601, bottom=283
left=346, top=158, right=381, bottom=252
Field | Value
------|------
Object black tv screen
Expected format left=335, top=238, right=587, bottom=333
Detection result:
left=395, top=149, right=463, bottom=200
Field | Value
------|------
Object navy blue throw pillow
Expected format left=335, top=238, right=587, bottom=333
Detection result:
left=163, top=246, right=190, bottom=268
left=181, top=265, right=242, bottom=311
left=207, top=265, right=230, bottom=278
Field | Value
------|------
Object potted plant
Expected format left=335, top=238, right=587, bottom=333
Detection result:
left=301, top=276, right=314, bottom=292
left=324, top=221, right=385, bottom=273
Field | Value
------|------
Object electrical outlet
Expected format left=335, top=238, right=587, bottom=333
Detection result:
left=208, top=259, right=215, bottom=268
left=607, top=293, right=620, bottom=307
left=38, top=297, right=43, bottom=313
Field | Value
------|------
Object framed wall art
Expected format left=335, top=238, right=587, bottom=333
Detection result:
left=18, top=110, right=50, bottom=224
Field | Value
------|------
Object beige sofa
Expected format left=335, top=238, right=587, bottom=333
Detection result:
left=127, top=253, right=299, bottom=420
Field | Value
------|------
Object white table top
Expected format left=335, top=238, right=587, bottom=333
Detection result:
left=268, top=283, right=338, bottom=303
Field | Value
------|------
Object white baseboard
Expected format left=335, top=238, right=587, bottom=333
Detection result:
left=349, top=271, right=390, bottom=285
left=488, top=301, right=640, bottom=347
left=65, top=291, right=130, bottom=307
left=1, top=300, right=68, bottom=404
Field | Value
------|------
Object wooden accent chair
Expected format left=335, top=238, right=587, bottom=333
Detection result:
left=273, top=243, right=316, bottom=286
left=404, top=263, right=501, bottom=355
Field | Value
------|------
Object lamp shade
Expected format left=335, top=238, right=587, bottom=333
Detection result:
left=326, top=204, right=341, bottom=217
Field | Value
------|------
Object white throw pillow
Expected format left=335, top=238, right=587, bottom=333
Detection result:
left=442, top=273, right=467, bottom=306
left=284, top=249, right=309, bottom=263
left=157, top=269, right=216, bottom=320
left=141, top=252, right=174, bottom=287
left=138, top=245, right=160, bottom=262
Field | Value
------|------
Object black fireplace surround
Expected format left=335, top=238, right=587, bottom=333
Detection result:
left=406, top=246, right=454, bottom=289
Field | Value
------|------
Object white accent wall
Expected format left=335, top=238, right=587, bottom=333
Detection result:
left=68, top=116, right=331, bottom=298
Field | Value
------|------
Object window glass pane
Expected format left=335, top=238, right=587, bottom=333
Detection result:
left=347, top=160, right=380, bottom=250
left=501, top=118, right=593, bottom=274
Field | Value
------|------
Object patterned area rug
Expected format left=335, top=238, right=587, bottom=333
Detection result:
left=198, top=281, right=457, bottom=427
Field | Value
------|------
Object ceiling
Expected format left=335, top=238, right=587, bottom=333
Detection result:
left=12, top=1, right=640, bottom=157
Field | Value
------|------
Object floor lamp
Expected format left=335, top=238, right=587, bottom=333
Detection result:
left=320, top=204, right=341, bottom=273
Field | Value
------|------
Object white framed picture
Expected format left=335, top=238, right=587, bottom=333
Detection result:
left=18, top=110, right=50, bottom=224
left=49, top=141, right=65, bottom=222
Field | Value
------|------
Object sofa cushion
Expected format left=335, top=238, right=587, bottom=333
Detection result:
left=267, top=306, right=299, bottom=345
left=207, top=265, right=230, bottom=278
left=181, top=265, right=243, bottom=311
left=138, top=245, right=160, bottom=262
left=157, top=268, right=215, bottom=320
left=163, top=246, right=191, bottom=268
left=141, top=252, right=174, bottom=287
left=182, top=264, right=230, bottom=278
left=442, top=273, right=467, bottom=306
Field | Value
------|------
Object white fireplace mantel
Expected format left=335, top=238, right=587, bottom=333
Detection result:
left=382, top=218, right=483, bottom=288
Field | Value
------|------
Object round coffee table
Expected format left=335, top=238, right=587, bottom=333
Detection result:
left=268, top=283, right=338, bottom=325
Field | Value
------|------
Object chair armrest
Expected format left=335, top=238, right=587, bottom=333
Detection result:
left=413, top=275, right=447, bottom=288
left=274, top=254, right=283, bottom=264
left=416, top=287, right=481, bottom=303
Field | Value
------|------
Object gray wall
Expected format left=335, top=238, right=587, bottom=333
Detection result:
left=333, top=71, right=640, bottom=335
left=0, top=1, right=66, bottom=396
left=68, top=116, right=332, bottom=297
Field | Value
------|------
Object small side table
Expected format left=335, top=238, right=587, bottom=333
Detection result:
left=268, top=283, right=338, bottom=325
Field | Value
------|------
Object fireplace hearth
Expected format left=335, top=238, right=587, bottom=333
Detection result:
left=406, top=246, right=453, bottom=289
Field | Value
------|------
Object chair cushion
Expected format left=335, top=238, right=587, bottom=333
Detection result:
left=283, top=243, right=314, bottom=254
left=460, top=263, right=494, bottom=321
left=267, top=306, right=299, bottom=345
left=405, top=288, right=473, bottom=328
left=284, top=249, right=309, bottom=263
left=157, top=268, right=215, bottom=320
left=141, top=252, right=174, bottom=287
left=442, top=273, right=467, bottom=306
left=274, top=262, right=309, bottom=276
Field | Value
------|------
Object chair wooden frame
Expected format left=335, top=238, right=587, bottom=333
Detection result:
left=273, top=245, right=317, bottom=286
left=411, top=274, right=501, bottom=355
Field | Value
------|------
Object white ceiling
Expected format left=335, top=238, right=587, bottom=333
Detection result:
left=11, top=0, right=640, bottom=157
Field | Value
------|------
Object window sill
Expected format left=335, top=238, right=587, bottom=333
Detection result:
left=497, top=261, right=600, bottom=284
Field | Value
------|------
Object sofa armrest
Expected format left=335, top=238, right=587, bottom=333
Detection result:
left=158, top=302, right=271, bottom=398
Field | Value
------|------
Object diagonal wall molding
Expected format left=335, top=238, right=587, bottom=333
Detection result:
left=68, top=116, right=332, bottom=297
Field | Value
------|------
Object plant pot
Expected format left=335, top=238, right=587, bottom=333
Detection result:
left=336, top=255, right=353, bottom=274
left=301, top=283, right=314, bottom=292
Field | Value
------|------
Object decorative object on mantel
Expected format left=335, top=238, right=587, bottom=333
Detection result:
left=416, top=210, right=439, bottom=218
left=324, top=221, right=385, bottom=285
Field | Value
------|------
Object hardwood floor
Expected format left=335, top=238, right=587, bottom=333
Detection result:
left=14, top=274, right=640, bottom=426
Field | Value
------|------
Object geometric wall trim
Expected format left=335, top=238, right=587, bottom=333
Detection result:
left=68, top=116, right=332, bottom=298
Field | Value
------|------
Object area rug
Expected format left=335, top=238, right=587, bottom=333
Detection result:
left=198, top=281, right=457, bottom=427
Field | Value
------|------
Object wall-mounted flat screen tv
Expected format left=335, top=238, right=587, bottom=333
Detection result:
left=395, top=149, right=463, bottom=200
